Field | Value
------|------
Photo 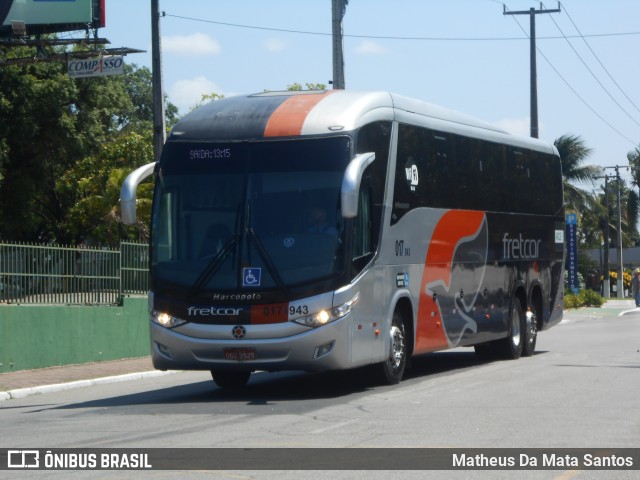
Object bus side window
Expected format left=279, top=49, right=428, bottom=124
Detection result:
left=154, top=189, right=175, bottom=262
left=356, top=120, right=391, bottom=243
left=508, top=148, right=530, bottom=213
left=352, top=181, right=373, bottom=275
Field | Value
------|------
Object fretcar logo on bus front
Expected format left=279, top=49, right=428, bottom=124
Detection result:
left=187, top=307, right=243, bottom=316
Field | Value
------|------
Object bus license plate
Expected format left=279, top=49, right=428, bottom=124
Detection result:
left=223, top=348, right=256, bottom=361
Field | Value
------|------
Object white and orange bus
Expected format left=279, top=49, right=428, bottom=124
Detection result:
left=121, top=90, right=564, bottom=389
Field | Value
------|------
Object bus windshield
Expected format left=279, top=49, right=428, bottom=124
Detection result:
left=151, top=137, right=351, bottom=292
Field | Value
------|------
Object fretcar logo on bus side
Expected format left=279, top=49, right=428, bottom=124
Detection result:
left=187, top=307, right=243, bottom=316
left=502, top=233, right=542, bottom=260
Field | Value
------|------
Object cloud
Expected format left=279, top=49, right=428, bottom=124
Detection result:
left=169, top=76, right=221, bottom=113
left=162, top=33, right=221, bottom=56
left=354, top=40, right=389, bottom=55
left=264, top=38, right=287, bottom=53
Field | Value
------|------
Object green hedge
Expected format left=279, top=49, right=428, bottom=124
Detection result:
left=564, top=289, right=605, bottom=309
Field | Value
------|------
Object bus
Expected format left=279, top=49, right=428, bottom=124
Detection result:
left=121, top=90, right=564, bottom=389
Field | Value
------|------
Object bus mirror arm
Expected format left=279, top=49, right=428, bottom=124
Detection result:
left=341, top=152, right=375, bottom=218
left=553, top=200, right=568, bottom=217
left=120, top=162, right=156, bottom=225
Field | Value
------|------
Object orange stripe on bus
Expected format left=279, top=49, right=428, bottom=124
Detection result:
left=415, top=210, right=486, bottom=353
left=251, top=303, right=289, bottom=324
left=263, top=91, right=334, bottom=137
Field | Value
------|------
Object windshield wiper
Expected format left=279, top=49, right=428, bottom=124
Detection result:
left=243, top=194, right=289, bottom=297
left=189, top=235, right=238, bottom=298
left=246, top=227, right=289, bottom=298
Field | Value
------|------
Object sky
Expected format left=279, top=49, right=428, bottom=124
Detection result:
left=97, top=0, right=640, bottom=186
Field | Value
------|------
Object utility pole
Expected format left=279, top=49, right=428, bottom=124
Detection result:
left=331, top=0, right=347, bottom=89
left=503, top=2, right=560, bottom=139
left=603, top=165, right=628, bottom=297
left=151, top=0, right=166, bottom=162
left=596, top=175, right=611, bottom=298
left=616, top=169, right=624, bottom=297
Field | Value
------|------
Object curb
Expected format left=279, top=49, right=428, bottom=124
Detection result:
left=0, top=370, right=178, bottom=402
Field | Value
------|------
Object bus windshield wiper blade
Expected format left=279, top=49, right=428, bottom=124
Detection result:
left=246, top=227, right=289, bottom=298
left=189, top=235, right=238, bottom=298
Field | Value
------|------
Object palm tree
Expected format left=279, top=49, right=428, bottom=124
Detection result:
left=628, top=145, right=640, bottom=185
left=554, top=134, right=602, bottom=213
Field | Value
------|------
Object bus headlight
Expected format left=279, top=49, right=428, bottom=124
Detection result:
left=151, top=310, right=187, bottom=329
left=293, top=293, right=359, bottom=328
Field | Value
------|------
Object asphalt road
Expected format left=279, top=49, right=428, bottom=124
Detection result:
left=1, top=303, right=639, bottom=479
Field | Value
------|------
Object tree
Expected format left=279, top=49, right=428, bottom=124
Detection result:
left=0, top=45, right=176, bottom=244
left=110, top=63, right=179, bottom=132
left=554, top=134, right=602, bottom=213
left=627, top=188, right=640, bottom=246
left=627, top=146, right=640, bottom=246
left=628, top=145, right=640, bottom=186
left=0, top=56, right=123, bottom=242
left=583, top=180, right=638, bottom=249
left=57, top=131, right=154, bottom=245
left=189, top=92, right=224, bottom=112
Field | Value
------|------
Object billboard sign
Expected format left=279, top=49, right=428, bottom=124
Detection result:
left=68, top=55, right=123, bottom=78
left=0, top=0, right=105, bottom=37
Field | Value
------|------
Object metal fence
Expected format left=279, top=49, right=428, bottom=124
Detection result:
left=0, top=241, right=149, bottom=305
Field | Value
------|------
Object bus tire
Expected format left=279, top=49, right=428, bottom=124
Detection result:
left=372, top=310, right=407, bottom=385
left=498, top=299, right=524, bottom=360
left=522, top=305, right=538, bottom=357
left=211, top=370, right=251, bottom=389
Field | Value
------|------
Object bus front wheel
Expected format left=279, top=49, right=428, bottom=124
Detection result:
left=371, top=310, right=407, bottom=385
left=211, top=370, right=251, bottom=389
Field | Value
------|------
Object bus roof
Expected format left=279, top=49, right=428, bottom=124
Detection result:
left=168, top=90, right=557, bottom=155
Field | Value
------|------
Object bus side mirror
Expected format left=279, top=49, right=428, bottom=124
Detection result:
left=341, top=152, right=375, bottom=219
left=120, top=162, right=156, bottom=225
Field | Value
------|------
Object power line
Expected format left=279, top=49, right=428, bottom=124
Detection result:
left=560, top=2, right=640, bottom=117
left=504, top=7, right=637, bottom=146
left=541, top=3, right=640, bottom=128
left=162, top=13, right=640, bottom=42
left=163, top=8, right=639, bottom=146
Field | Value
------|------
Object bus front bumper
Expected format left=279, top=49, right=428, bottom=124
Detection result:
left=149, top=319, right=352, bottom=373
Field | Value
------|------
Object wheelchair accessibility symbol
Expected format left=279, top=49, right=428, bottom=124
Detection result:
left=242, top=267, right=262, bottom=287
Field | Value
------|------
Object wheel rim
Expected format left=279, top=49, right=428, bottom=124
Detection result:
left=389, top=324, right=405, bottom=370
left=511, top=307, right=521, bottom=348
left=525, top=310, right=537, bottom=346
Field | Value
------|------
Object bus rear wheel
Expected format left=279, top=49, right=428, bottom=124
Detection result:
left=371, top=311, right=407, bottom=385
left=498, top=299, right=524, bottom=360
left=522, top=305, right=538, bottom=357
left=211, top=370, right=251, bottom=389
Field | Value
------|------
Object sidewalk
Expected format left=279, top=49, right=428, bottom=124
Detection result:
left=0, top=356, right=167, bottom=402
left=601, top=299, right=636, bottom=307
left=1, top=299, right=636, bottom=402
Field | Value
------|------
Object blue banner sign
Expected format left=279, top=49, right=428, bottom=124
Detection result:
left=566, top=213, right=579, bottom=294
